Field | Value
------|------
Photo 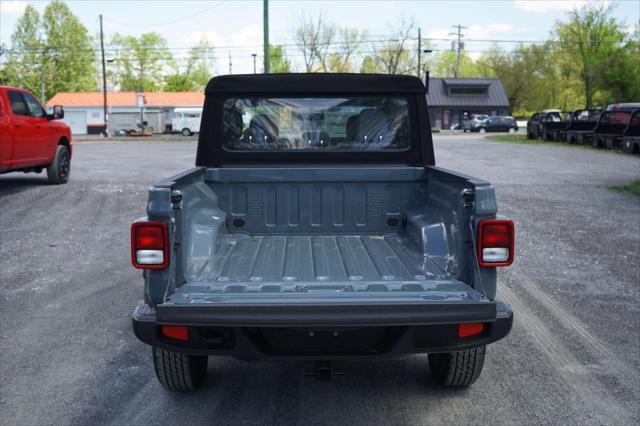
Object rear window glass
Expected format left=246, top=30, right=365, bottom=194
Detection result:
left=222, top=97, right=411, bottom=151
left=601, top=111, right=631, bottom=125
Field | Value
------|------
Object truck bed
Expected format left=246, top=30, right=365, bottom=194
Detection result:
left=169, top=232, right=480, bottom=306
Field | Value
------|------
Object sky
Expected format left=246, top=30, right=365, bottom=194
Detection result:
left=1, top=0, right=639, bottom=74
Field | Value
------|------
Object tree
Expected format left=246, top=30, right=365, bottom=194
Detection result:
left=41, top=0, right=96, bottom=98
left=0, top=5, right=43, bottom=94
left=293, top=13, right=331, bottom=72
left=554, top=4, right=625, bottom=108
left=325, top=28, right=366, bottom=72
left=111, top=32, right=173, bottom=91
left=165, top=37, right=215, bottom=91
left=369, top=17, right=416, bottom=75
left=268, top=44, right=291, bottom=73
left=431, top=51, right=478, bottom=78
left=1, top=1, right=95, bottom=101
left=598, top=29, right=640, bottom=103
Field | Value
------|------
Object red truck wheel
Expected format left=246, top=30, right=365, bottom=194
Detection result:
left=47, top=145, right=71, bottom=184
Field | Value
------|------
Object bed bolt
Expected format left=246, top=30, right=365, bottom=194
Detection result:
left=309, top=331, right=315, bottom=337
left=333, top=331, right=339, bottom=337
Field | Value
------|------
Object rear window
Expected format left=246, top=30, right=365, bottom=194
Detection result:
left=222, top=96, right=411, bottom=151
left=601, top=111, right=631, bottom=125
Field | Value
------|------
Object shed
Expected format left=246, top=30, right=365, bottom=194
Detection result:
left=426, top=78, right=510, bottom=130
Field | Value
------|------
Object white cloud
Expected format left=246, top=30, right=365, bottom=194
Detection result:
left=513, top=0, right=610, bottom=13
left=0, top=0, right=28, bottom=15
left=467, top=23, right=513, bottom=38
left=179, top=31, right=225, bottom=47
left=428, top=23, right=512, bottom=40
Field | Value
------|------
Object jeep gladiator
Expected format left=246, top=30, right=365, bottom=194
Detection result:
left=565, top=109, right=601, bottom=145
left=131, top=74, right=514, bottom=391
left=622, top=109, right=640, bottom=154
left=0, top=86, right=71, bottom=184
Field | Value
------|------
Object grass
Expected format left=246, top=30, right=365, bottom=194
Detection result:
left=609, top=180, right=640, bottom=197
left=485, top=134, right=593, bottom=149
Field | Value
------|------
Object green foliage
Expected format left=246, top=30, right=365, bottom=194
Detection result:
left=111, top=32, right=172, bottom=92
left=1, top=1, right=95, bottom=101
left=430, top=51, right=478, bottom=78
left=165, top=37, right=215, bottom=91
left=268, top=44, right=291, bottom=73
left=554, top=4, right=626, bottom=107
left=609, top=180, right=640, bottom=197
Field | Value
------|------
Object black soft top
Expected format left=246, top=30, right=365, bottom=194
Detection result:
left=205, top=73, right=426, bottom=94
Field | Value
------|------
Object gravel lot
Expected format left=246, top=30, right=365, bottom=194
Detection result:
left=1, top=136, right=639, bottom=425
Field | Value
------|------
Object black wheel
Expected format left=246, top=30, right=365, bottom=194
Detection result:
left=527, top=131, right=534, bottom=139
left=428, top=346, right=486, bottom=387
left=46, top=145, right=70, bottom=184
left=543, top=130, right=549, bottom=141
left=152, top=347, right=208, bottom=391
left=181, top=128, right=192, bottom=137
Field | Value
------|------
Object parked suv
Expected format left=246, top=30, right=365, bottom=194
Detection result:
left=0, top=86, right=71, bottom=184
left=566, top=109, right=601, bottom=145
left=471, top=116, right=518, bottom=133
left=622, top=109, right=640, bottom=154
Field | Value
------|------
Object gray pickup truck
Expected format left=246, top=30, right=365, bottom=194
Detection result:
left=131, top=74, right=514, bottom=391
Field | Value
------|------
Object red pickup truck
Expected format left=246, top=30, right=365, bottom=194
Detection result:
left=0, top=86, right=72, bottom=184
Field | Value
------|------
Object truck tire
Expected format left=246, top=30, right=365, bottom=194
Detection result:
left=181, top=128, right=192, bottom=137
left=46, top=145, right=70, bottom=185
left=428, top=346, right=486, bottom=387
left=152, top=347, right=208, bottom=391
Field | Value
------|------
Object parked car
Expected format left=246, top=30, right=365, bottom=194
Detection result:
left=542, top=112, right=570, bottom=141
left=463, top=114, right=488, bottom=132
left=471, top=116, right=518, bottom=133
left=171, top=107, right=202, bottom=136
left=0, top=86, right=71, bottom=184
left=565, top=109, right=601, bottom=145
left=622, top=109, right=640, bottom=154
left=606, top=103, right=640, bottom=112
left=130, top=73, right=514, bottom=391
left=591, top=109, right=633, bottom=149
left=527, top=111, right=568, bottom=141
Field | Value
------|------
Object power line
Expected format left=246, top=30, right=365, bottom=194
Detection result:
left=102, top=1, right=227, bottom=28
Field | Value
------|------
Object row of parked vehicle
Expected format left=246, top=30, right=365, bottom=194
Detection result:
left=526, top=103, right=640, bottom=154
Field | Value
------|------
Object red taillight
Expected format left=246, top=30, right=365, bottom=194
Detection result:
left=131, top=221, right=169, bottom=269
left=477, top=219, right=514, bottom=267
left=458, top=322, right=485, bottom=338
left=161, top=325, right=188, bottom=341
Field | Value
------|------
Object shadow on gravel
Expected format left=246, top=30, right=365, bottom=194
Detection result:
left=0, top=175, right=49, bottom=195
left=82, top=353, right=474, bottom=426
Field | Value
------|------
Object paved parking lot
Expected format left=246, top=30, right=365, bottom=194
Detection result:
left=1, top=136, right=639, bottom=425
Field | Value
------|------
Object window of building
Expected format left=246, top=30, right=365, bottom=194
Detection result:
left=449, top=87, right=488, bottom=95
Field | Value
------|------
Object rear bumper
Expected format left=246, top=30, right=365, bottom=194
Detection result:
left=132, top=300, right=513, bottom=359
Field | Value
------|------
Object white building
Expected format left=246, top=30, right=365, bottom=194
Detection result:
left=46, top=92, right=204, bottom=135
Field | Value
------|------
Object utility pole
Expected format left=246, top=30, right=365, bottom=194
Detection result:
left=450, top=24, right=467, bottom=78
left=40, top=51, right=45, bottom=103
left=228, top=51, right=232, bottom=74
left=251, top=53, right=257, bottom=74
left=99, top=14, right=108, bottom=136
left=263, top=0, right=269, bottom=74
left=417, top=27, right=421, bottom=78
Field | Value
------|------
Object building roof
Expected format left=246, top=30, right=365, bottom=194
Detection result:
left=46, top=92, right=204, bottom=107
left=427, top=77, right=509, bottom=108
left=206, top=73, right=426, bottom=94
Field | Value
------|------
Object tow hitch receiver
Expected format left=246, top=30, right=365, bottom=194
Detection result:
left=304, top=361, right=344, bottom=381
